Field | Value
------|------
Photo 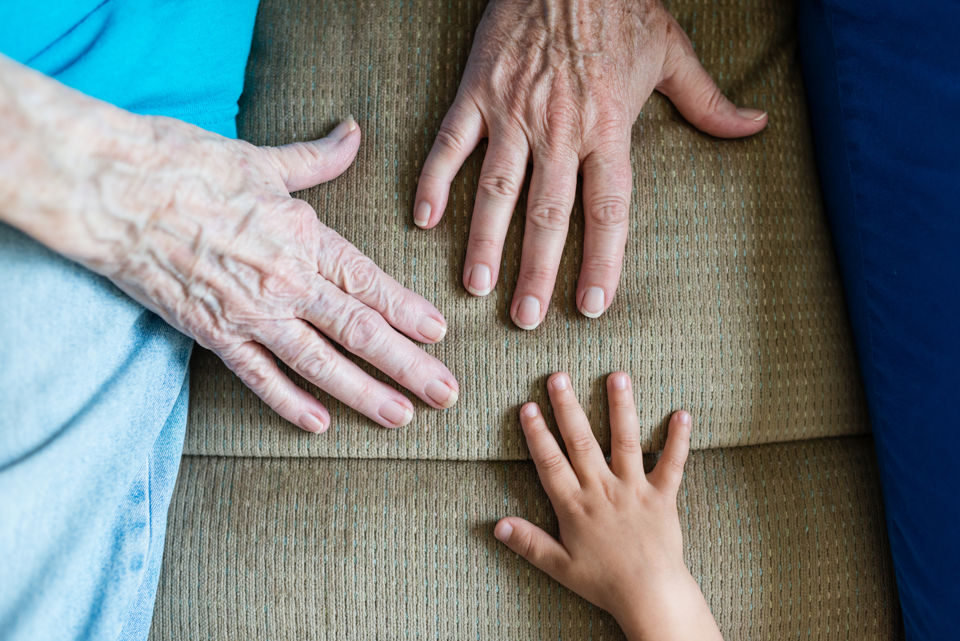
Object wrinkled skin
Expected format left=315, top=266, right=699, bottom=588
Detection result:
left=99, top=117, right=461, bottom=432
left=0, top=55, right=459, bottom=433
left=415, top=0, right=767, bottom=329
left=494, top=372, right=723, bottom=641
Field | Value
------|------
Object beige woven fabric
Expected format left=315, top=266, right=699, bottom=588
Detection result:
left=150, top=437, right=900, bottom=640
left=183, top=0, right=868, bottom=460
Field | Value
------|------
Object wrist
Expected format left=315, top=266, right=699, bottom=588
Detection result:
left=612, top=571, right=722, bottom=641
left=0, top=55, right=156, bottom=274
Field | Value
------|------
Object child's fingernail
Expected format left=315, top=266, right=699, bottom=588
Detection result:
left=551, top=374, right=568, bottom=391
left=612, top=373, right=629, bottom=390
left=521, top=403, right=539, bottom=418
left=677, top=410, right=691, bottom=425
left=494, top=521, right=513, bottom=542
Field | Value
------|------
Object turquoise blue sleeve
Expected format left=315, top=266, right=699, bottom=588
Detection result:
left=0, top=0, right=259, bottom=137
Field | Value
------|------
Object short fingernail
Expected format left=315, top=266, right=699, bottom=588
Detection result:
left=736, top=107, right=767, bottom=122
left=550, top=373, right=569, bottom=391
left=379, top=400, right=414, bottom=427
left=330, top=115, right=358, bottom=141
left=425, top=379, right=459, bottom=408
left=466, top=264, right=493, bottom=296
left=677, top=410, right=692, bottom=426
left=514, top=296, right=542, bottom=330
left=414, top=201, right=431, bottom=227
left=580, top=287, right=606, bottom=318
left=520, top=403, right=539, bottom=418
left=612, top=373, right=629, bottom=391
left=418, top=316, right=447, bottom=342
left=301, top=413, right=327, bottom=433
left=494, top=521, right=513, bottom=542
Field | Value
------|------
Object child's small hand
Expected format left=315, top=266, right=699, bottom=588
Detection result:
left=495, top=372, right=722, bottom=641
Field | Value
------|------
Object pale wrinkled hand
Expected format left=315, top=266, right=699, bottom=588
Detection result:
left=494, top=372, right=722, bottom=640
left=100, top=117, right=459, bottom=433
left=415, top=0, right=768, bottom=329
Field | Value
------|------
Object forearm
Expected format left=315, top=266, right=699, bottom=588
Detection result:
left=0, top=54, right=153, bottom=272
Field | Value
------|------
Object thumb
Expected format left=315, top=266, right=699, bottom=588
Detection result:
left=267, top=116, right=361, bottom=193
left=494, top=517, right=569, bottom=578
left=657, top=37, right=768, bottom=139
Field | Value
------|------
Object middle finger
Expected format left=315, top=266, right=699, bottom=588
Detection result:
left=510, top=150, right=578, bottom=330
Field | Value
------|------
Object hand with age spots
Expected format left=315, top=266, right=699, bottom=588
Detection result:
left=415, top=0, right=767, bottom=329
left=494, top=372, right=723, bottom=641
left=0, top=57, right=459, bottom=433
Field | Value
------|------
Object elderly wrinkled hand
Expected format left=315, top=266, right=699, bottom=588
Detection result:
left=415, top=0, right=768, bottom=329
left=102, top=116, right=460, bottom=432
left=1, top=56, right=459, bottom=432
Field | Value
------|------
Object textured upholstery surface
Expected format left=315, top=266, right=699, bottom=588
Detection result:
left=150, top=437, right=900, bottom=640
left=153, top=1, right=901, bottom=638
left=183, top=0, right=869, bottom=460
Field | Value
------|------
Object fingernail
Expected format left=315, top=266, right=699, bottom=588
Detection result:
left=330, top=115, right=358, bottom=141
left=379, top=400, right=414, bottom=427
left=301, top=413, right=327, bottom=433
left=494, top=521, right=513, bottom=542
left=521, top=403, right=539, bottom=418
left=551, top=373, right=569, bottom=391
left=677, top=410, right=692, bottom=426
left=414, top=201, right=431, bottom=228
left=580, top=287, right=606, bottom=318
left=514, top=296, right=541, bottom=330
left=425, top=379, right=459, bottom=408
left=612, top=373, right=629, bottom=391
left=418, top=316, right=447, bottom=342
left=466, top=264, right=493, bottom=296
left=736, top=107, right=767, bottom=122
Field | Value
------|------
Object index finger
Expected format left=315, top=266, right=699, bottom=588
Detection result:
left=414, top=96, right=485, bottom=229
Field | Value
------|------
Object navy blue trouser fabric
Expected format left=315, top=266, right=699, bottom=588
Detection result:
left=797, top=1, right=960, bottom=638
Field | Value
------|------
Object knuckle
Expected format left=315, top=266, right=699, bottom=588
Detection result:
left=517, top=529, right=537, bottom=558
left=477, top=170, right=522, bottom=200
left=239, top=356, right=273, bottom=393
left=297, top=344, right=338, bottom=384
left=663, top=454, right=686, bottom=473
left=340, top=254, right=380, bottom=297
left=520, top=264, right=557, bottom=287
left=538, top=451, right=569, bottom=474
left=581, top=253, right=621, bottom=274
left=468, top=234, right=501, bottom=255
left=526, top=200, right=569, bottom=232
left=586, top=197, right=629, bottom=229
left=700, top=84, right=727, bottom=114
left=435, top=122, right=468, bottom=153
left=568, top=432, right=597, bottom=453
left=340, top=307, right=383, bottom=353
left=615, top=434, right=642, bottom=454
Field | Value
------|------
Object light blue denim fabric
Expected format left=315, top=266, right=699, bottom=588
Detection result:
left=0, top=1, right=258, bottom=639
